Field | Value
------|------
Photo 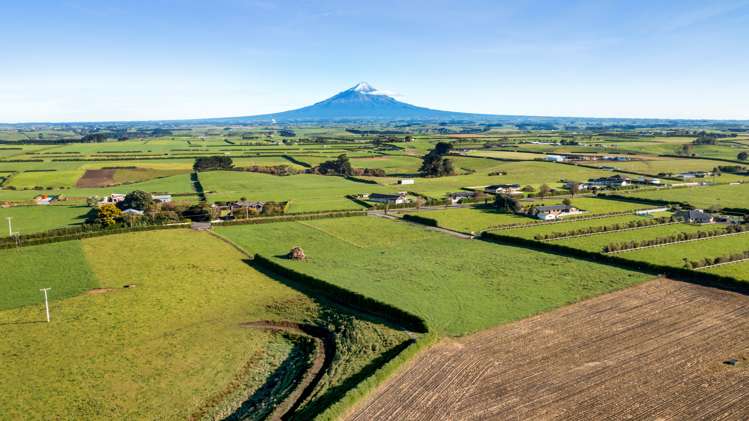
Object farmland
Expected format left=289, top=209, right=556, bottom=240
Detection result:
left=621, top=183, right=749, bottom=210
left=2, top=123, right=749, bottom=419
left=0, top=230, right=410, bottom=420
left=349, top=279, right=749, bottom=420
left=216, top=216, right=649, bottom=336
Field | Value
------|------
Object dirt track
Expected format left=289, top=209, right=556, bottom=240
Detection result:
left=348, top=279, right=749, bottom=420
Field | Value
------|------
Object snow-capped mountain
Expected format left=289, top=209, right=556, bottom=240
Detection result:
left=231, top=82, right=488, bottom=122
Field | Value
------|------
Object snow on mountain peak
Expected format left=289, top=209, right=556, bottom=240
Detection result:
left=352, top=82, right=376, bottom=93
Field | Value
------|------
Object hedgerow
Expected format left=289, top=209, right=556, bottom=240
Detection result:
left=535, top=216, right=674, bottom=240
left=604, top=224, right=747, bottom=252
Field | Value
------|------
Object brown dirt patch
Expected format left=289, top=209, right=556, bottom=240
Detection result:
left=349, top=279, right=749, bottom=420
left=86, top=288, right=116, bottom=295
left=76, top=169, right=115, bottom=188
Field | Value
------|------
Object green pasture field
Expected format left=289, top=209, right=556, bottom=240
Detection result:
left=0, top=205, right=90, bottom=236
left=348, top=154, right=422, bottom=174
left=465, top=150, right=544, bottom=160
left=406, top=205, right=535, bottom=233
left=584, top=157, right=747, bottom=181
left=217, top=216, right=649, bottom=336
left=705, top=259, right=749, bottom=281
left=0, top=230, right=408, bottom=419
left=200, top=171, right=398, bottom=212
left=500, top=214, right=664, bottom=239
left=554, top=222, right=712, bottom=252
left=0, top=241, right=97, bottom=310
left=405, top=197, right=651, bottom=233
left=616, top=231, right=749, bottom=272
left=7, top=169, right=85, bottom=188
left=621, top=183, right=749, bottom=209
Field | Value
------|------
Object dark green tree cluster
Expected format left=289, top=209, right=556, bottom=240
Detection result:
left=494, top=194, right=522, bottom=213
left=315, top=154, right=353, bottom=176
left=118, top=190, right=152, bottom=211
left=738, top=151, right=748, bottom=161
left=420, top=142, right=456, bottom=177
left=193, top=156, right=234, bottom=171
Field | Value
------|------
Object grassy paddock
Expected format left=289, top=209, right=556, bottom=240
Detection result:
left=217, top=216, right=649, bottom=336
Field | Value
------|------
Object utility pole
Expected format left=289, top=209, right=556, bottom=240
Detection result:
left=40, top=288, right=51, bottom=322
left=6, top=217, right=11, bottom=237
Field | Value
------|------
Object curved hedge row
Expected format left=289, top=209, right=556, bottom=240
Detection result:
left=251, top=254, right=429, bottom=334
left=480, top=232, right=749, bottom=295
left=0, top=223, right=187, bottom=249
left=401, top=214, right=438, bottom=227
left=218, top=210, right=366, bottom=227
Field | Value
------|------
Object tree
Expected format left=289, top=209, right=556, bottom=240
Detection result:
left=119, top=190, right=152, bottom=211
left=738, top=151, right=748, bottom=161
left=95, top=204, right=122, bottom=227
left=562, top=198, right=572, bottom=206
left=521, top=185, right=535, bottom=192
left=316, top=154, right=353, bottom=176
left=193, top=156, right=234, bottom=171
left=494, top=194, right=521, bottom=213
left=538, top=184, right=552, bottom=198
left=420, top=142, right=456, bottom=177
left=182, top=203, right=212, bottom=222
left=567, top=182, right=582, bottom=197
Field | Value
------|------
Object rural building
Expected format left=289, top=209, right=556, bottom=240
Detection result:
left=34, top=194, right=58, bottom=205
left=121, top=209, right=144, bottom=216
left=588, top=175, right=631, bottom=188
left=484, top=184, right=522, bottom=195
left=530, top=204, right=582, bottom=220
left=152, top=194, right=173, bottom=203
left=446, top=191, right=475, bottom=205
left=562, top=181, right=590, bottom=191
left=635, top=177, right=662, bottom=185
left=676, top=171, right=712, bottom=180
left=367, top=192, right=409, bottom=205
left=675, top=209, right=715, bottom=224
left=397, top=179, right=415, bottom=185
left=98, top=193, right=126, bottom=206
left=545, top=155, right=566, bottom=162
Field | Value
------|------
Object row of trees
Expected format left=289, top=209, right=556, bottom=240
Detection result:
left=312, top=154, right=386, bottom=177
left=603, top=224, right=746, bottom=253
left=685, top=249, right=749, bottom=269
left=534, top=216, right=674, bottom=241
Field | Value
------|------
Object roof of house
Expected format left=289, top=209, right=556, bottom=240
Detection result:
left=678, top=209, right=714, bottom=222
left=486, top=184, right=521, bottom=189
left=122, top=209, right=144, bottom=215
left=534, top=204, right=576, bottom=212
left=448, top=191, right=475, bottom=198
left=369, top=193, right=404, bottom=199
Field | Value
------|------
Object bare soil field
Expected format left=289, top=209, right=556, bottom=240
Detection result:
left=349, top=279, right=749, bottom=420
left=75, top=169, right=115, bottom=187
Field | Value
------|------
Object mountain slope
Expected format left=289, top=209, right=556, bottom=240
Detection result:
left=228, top=82, right=490, bottom=122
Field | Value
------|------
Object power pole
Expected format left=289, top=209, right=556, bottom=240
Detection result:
left=6, top=217, right=11, bottom=237
left=40, top=288, right=51, bottom=322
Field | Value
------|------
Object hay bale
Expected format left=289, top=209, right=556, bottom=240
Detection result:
left=288, top=246, right=306, bottom=261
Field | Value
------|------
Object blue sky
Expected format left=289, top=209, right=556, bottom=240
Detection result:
left=1, top=0, right=748, bottom=122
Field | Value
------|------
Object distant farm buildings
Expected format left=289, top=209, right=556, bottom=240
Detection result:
left=397, top=179, right=415, bottom=185
left=530, top=204, right=582, bottom=221
left=98, top=193, right=126, bottom=206
left=366, top=192, right=409, bottom=205
left=587, top=175, right=631, bottom=188
left=34, top=194, right=59, bottom=205
left=446, top=191, right=476, bottom=205
left=484, top=184, right=522, bottom=195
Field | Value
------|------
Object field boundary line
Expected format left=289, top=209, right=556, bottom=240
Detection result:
left=605, top=230, right=749, bottom=254
left=696, top=256, right=749, bottom=270
left=545, top=222, right=680, bottom=241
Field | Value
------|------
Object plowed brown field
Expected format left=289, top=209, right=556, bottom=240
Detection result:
left=75, top=169, right=115, bottom=187
left=349, top=279, right=749, bottom=420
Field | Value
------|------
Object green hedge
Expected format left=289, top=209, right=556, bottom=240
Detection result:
left=251, top=254, right=429, bottom=333
left=345, top=195, right=374, bottom=208
left=402, top=214, right=438, bottom=227
left=480, top=232, right=749, bottom=295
